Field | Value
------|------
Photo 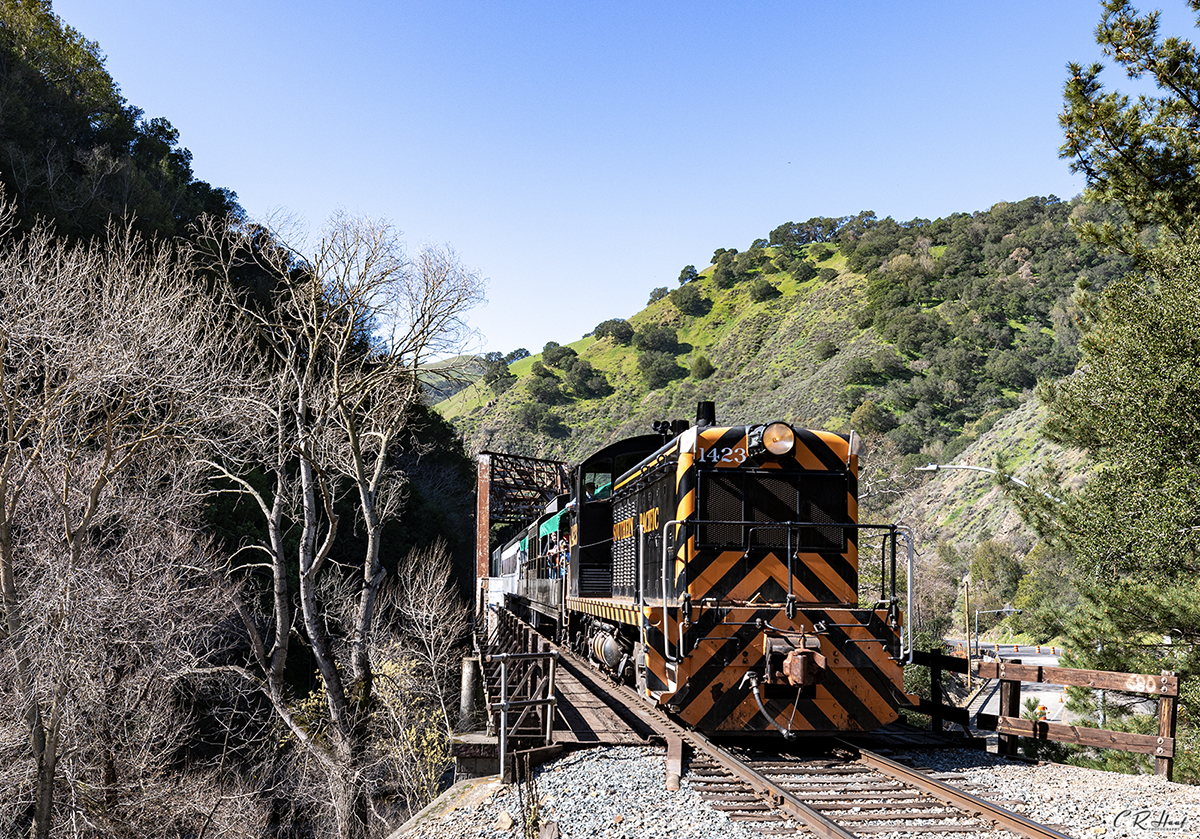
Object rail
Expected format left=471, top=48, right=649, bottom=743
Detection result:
left=975, top=660, right=1179, bottom=779
left=847, top=743, right=1073, bottom=839
left=485, top=606, right=1074, bottom=837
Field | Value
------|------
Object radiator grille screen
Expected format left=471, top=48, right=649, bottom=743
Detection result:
left=701, top=473, right=742, bottom=546
left=699, top=470, right=847, bottom=551
left=612, top=496, right=637, bottom=588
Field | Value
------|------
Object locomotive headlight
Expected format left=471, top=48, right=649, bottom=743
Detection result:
left=762, top=422, right=795, bottom=456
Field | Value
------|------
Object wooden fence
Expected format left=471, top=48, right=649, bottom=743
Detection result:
left=975, top=660, right=1179, bottom=781
left=907, top=649, right=972, bottom=733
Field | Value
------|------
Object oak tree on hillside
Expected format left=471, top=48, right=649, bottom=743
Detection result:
left=593, top=318, right=633, bottom=344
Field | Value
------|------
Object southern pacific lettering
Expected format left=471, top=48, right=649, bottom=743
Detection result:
left=613, top=516, right=636, bottom=541
left=485, top=401, right=913, bottom=737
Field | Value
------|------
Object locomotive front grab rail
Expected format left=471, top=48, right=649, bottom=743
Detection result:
left=655, top=520, right=915, bottom=665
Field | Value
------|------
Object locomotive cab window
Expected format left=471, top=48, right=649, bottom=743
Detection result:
left=581, top=470, right=611, bottom=500
left=698, top=469, right=848, bottom=551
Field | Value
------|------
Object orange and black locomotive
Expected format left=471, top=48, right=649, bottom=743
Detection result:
left=486, top=402, right=912, bottom=736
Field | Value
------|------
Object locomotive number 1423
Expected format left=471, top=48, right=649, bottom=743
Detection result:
left=698, top=442, right=747, bottom=465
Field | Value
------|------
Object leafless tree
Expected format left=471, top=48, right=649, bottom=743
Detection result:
left=191, top=211, right=484, bottom=838
left=392, top=540, right=469, bottom=738
left=856, top=431, right=922, bottom=525
left=373, top=540, right=469, bottom=818
left=0, top=203, right=261, bottom=837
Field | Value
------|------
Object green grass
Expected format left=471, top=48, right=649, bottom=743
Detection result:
left=435, top=378, right=492, bottom=418
left=509, top=355, right=536, bottom=376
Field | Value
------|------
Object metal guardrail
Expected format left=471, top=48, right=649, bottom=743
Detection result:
left=485, top=651, right=558, bottom=781
left=478, top=608, right=558, bottom=780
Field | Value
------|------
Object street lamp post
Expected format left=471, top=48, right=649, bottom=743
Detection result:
left=916, top=461, right=1042, bottom=667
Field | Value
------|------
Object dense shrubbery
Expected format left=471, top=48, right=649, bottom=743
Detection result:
left=632, top=325, right=679, bottom=354
left=793, top=260, right=817, bottom=282
left=564, top=359, right=612, bottom=397
left=639, top=350, right=685, bottom=388
left=690, top=354, right=715, bottom=380
left=814, top=339, right=838, bottom=360
left=828, top=195, right=1132, bottom=453
left=747, top=278, right=779, bottom=302
left=669, top=283, right=708, bottom=315
left=542, top=341, right=578, bottom=369
left=593, top=318, right=634, bottom=344
left=527, top=375, right=561, bottom=403
left=517, top=403, right=568, bottom=436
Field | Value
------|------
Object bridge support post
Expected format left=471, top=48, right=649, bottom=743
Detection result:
left=460, top=656, right=481, bottom=729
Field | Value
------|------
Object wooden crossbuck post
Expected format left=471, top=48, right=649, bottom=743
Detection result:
left=1157, top=670, right=1178, bottom=781
left=998, top=658, right=1022, bottom=757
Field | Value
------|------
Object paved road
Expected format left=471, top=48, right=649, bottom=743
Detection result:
left=939, top=641, right=1079, bottom=724
left=968, top=647, right=1075, bottom=724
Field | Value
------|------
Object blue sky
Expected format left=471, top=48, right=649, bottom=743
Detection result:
left=50, top=1, right=1197, bottom=355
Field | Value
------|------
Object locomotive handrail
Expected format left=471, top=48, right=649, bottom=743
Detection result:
left=659, top=520, right=682, bottom=666
left=895, top=525, right=914, bottom=663
left=655, top=519, right=914, bottom=664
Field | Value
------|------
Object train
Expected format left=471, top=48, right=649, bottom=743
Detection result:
left=483, top=401, right=914, bottom=736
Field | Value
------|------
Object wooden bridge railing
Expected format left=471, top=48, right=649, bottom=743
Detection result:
left=975, top=660, right=1179, bottom=780
left=906, top=649, right=973, bottom=733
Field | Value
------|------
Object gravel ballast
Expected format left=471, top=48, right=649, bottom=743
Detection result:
left=892, top=748, right=1200, bottom=838
left=408, top=745, right=762, bottom=839
left=405, top=745, right=1200, bottom=838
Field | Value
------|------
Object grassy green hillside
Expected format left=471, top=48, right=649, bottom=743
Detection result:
left=901, top=396, right=1085, bottom=551
left=441, top=197, right=1128, bottom=471
left=442, top=248, right=876, bottom=460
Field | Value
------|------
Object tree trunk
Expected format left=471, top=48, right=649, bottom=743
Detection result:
left=30, top=682, right=64, bottom=839
left=330, top=750, right=370, bottom=839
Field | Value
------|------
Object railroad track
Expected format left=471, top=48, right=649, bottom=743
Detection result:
left=486, top=612, right=1075, bottom=839
left=687, top=744, right=1074, bottom=838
